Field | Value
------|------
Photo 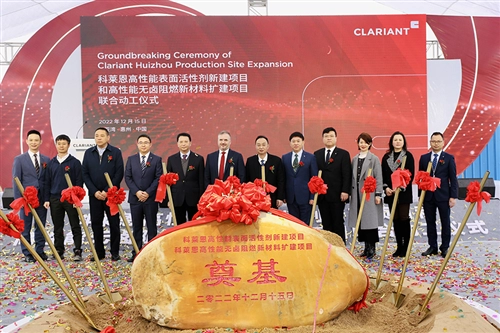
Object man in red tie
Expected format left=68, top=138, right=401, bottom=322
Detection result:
left=204, top=130, right=245, bottom=188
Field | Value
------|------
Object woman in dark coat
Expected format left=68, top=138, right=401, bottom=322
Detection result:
left=381, top=131, right=415, bottom=257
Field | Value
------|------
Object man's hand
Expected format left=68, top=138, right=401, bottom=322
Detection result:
left=95, top=191, right=106, bottom=201
left=276, top=200, right=284, bottom=208
left=136, top=191, right=149, bottom=202
left=309, top=199, right=314, bottom=205
left=43, top=201, right=50, bottom=209
left=340, top=192, right=349, bottom=202
left=385, top=188, right=394, bottom=196
left=449, top=198, right=456, bottom=208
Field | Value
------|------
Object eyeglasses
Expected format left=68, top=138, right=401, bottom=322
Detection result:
left=430, top=140, right=443, bottom=144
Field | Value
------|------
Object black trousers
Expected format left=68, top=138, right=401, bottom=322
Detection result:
left=130, top=201, right=158, bottom=254
left=50, top=196, right=82, bottom=254
left=174, top=200, right=198, bottom=224
left=318, top=201, right=346, bottom=243
left=89, top=196, right=121, bottom=257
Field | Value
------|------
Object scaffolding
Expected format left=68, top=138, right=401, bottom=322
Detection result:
left=248, top=0, right=268, bottom=16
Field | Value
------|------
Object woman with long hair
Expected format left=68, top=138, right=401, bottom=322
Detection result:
left=347, top=132, right=384, bottom=259
left=381, top=131, right=415, bottom=257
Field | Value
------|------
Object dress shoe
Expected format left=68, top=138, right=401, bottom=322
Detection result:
left=73, top=249, right=82, bottom=262
left=441, top=249, right=448, bottom=258
left=37, top=252, right=48, bottom=261
left=111, top=255, right=121, bottom=261
left=89, top=255, right=105, bottom=262
left=421, top=247, right=438, bottom=256
left=24, top=256, right=36, bottom=263
left=365, top=243, right=376, bottom=259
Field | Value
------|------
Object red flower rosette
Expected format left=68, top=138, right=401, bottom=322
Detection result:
left=106, top=186, right=126, bottom=216
left=100, top=326, right=116, bottom=333
left=391, top=168, right=412, bottom=189
left=10, top=186, right=40, bottom=216
left=308, top=176, right=328, bottom=195
left=361, top=176, right=376, bottom=200
left=155, top=173, right=179, bottom=202
left=465, top=181, right=491, bottom=215
left=253, top=179, right=277, bottom=194
left=194, top=180, right=270, bottom=225
left=61, top=186, right=86, bottom=208
left=414, top=171, right=441, bottom=192
left=0, top=212, right=25, bottom=238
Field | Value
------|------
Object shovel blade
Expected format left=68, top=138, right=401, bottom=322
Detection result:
left=99, top=291, right=123, bottom=304
left=408, top=305, right=430, bottom=326
left=389, top=290, right=408, bottom=308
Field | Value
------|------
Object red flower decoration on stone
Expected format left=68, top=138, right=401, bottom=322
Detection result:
left=64, top=165, right=70, bottom=172
left=107, top=155, right=113, bottom=162
left=299, top=161, right=304, bottom=167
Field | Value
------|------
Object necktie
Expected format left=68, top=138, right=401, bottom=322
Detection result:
left=261, top=159, right=265, bottom=166
left=141, top=155, right=146, bottom=174
left=219, top=151, right=226, bottom=180
left=325, top=149, right=331, bottom=163
left=181, top=154, right=188, bottom=175
left=292, top=154, right=299, bottom=172
left=182, top=154, right=187, bottom=160
left=432, top=153, right=439, bottom=173
left=34, top=153, right=40, bottom=175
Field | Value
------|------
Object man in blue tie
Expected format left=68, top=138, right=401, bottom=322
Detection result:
left=282, top=132, right=318, bottom=223
left=125, top=134, right=163, bottom=262
left=419, top=132, right=458, bottom=258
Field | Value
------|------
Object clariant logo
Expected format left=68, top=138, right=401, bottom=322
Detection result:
left=354, top=20, right=420, bottom=36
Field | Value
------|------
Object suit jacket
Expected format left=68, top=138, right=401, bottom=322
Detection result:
left=282, top=150, right=318, bottom=205
left=167, top=152, right=205, bottom=207
left=418, top=151, right=458, bottom=202
left=347, top=151, right=384, bottom=229
left=82, top=144, right=124, bottom=196
left=246, top=154, right=285, bottom=206
left=382, top=150, right=415, bottom=205
left=205, top=149, right=245, bottom=188
left=314, top=147, right=351, bottom=203
left=12, top=152, right=50, bottom=200
left=125, top=153, right=163, bottom=204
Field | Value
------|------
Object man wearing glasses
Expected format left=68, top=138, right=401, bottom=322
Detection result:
left=419, top=132, right=458, bottom=258
left=124, top=134, right=163, bottom=262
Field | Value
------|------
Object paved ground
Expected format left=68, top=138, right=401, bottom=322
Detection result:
left=0, top=199, right=498, bottom=330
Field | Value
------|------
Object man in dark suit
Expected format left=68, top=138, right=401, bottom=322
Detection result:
left=419, top=132, right=458, bottom=258
left=246, top=135, right=285, bottom=209
left=204, top=130, right=245, bottom=188
left=167, top=133, right=205, bottom=224
left=125, top=134, right=162, bottom=262
left=282, top=131, right=319, bottom=223
left=12, top=129, right=50, bottom=262
left=314, top=127, right=351, bottom=243
left=82, top=127, right=124, bottom=261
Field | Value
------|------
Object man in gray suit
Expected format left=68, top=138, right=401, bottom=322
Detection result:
left=12, top=129, right=50, bottom=262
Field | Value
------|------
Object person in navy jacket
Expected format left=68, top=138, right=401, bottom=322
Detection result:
left=419, top=132, right=458, bottom=258
left=282, top=131, right=319, bottom=224
left=43, top=134, right=83, bottom=261
left=12, top=129, right=50, bottom=262
left=125, top=134, right=162, bottom=262
left=204, top=130, right=245, bottom=188
left=82, top=127, right=124, bottom=261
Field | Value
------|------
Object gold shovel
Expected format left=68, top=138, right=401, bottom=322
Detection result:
left=392, top=162, right=433, bottom=308
left=350, top=168, right=372, bottom=254
left=162, top=163, right=178, bottom=227
left=65, top=174, right=122, bottom=304
left=14, top=177, right=86, bottom=308
left=0, top=210, right=100, bottom=330
left=309, top=170, right=323, bottom=228
left=374, top=156, right=407, bottom=289
left=409, top=171, right=490, bottom=325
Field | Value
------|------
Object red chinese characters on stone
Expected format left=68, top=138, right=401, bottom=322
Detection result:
left=202, top=260, right=242, bottom=287
left=247, top=259, right=287, bottom=284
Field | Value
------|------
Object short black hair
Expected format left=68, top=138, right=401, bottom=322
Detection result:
left=322, top=127, right=337, bottom=136
left=431, top=132, right=444, bottom=140
left=137, top=134, right=151, bottom=142
left=95, top=127, right=109, bottom=135
left=26, top=129, right=41, bottom=139
left=55, top=134, right=71, bottom=144
left=177, top=132, right=191, bottom=142
left=289, top=131, right=304, bottom=141
left=255, top=135, right=269, bottom=143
